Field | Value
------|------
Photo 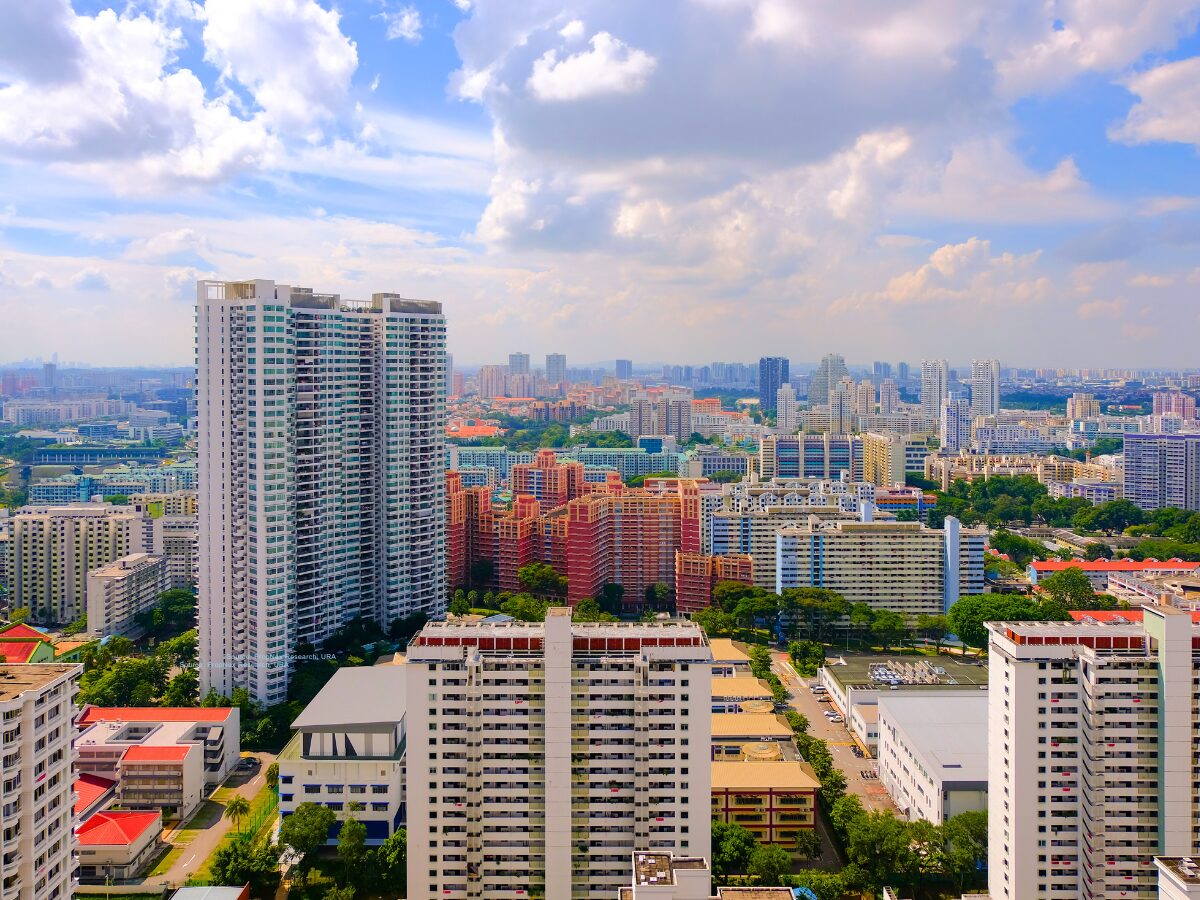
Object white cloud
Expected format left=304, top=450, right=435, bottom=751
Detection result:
left=559, top=19, right=586, bottom=41
left=378, top=5, right=422, bottom=42
left=0, top=4, right=274, bottom=190
left=1111, top=56, right=1200, bottom=147
left=528, top=32, right=657, bottom=102
left=71, top=268, right=111, bottom=291
left=1077, top=297, right=1126, bottom=319
left=203, top=0, right=358, bottom=129
left=1129, top=273, right=1174, bottom=287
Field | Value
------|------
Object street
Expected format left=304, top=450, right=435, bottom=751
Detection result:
left=772, top=650, right=899, bottom=816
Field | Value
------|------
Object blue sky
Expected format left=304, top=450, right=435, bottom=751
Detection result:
left=0, top=0, right=1198, bottom=368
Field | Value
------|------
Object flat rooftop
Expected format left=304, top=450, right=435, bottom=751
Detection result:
left=291, top=665, right=407, bottom=730
left=0, top=663, right=76, bottom=702
left=710, top=713, right=792, bottom=739
left=710, top=676, right=774, bottom=699
left=823, top=653, right=988, bottom=691
left=709, top=638, right=750, bottom=663
left=632, top=852, right=708, bottom=886
left=711, top=760, right=820, bottom=791
left=877, top=692, right=988, bottom=784
left=1157, top=857, right=1200, bottom=886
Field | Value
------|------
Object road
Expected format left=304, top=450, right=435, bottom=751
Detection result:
left=146, top=750, right=277, bottom=888
left=772, top=651, right=899, bottom=816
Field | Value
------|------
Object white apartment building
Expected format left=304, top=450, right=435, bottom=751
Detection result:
left=404, top=609, right=713, bottom=900
left=196, top=279, right=446, bottom=704
left=876, top=692, right=987, bottom=824
left=987, top=607, right=1199, bottom=900
left=10, top=504, right=149, bottom=624
left=774, top=384, right=798, bottom=435
left=0, top=664, right=79, bottom=900
left=775, top=517, right=985, bottom=615
left=920, top=359, right=949, bottom=420
left=940, top=398, right=972, bottom=453
left=970, top=359, right=1001, bottom=419
left=86, top=552, right=170, bottom=637
left=279, top=663, right=407, bottom=844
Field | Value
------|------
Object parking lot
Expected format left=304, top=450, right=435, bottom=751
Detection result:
left=773, top=651, right=899, bottom=815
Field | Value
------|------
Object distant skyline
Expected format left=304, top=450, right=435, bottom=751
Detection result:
left=1, top=1, right=1199, bottom=366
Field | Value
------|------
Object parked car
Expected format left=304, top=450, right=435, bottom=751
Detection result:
left=829, top=715, right=844, bottom=723
left=818, top=696, right=832, bottom=703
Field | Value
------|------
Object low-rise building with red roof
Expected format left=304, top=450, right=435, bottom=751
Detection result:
left=1028, top=558, right=1200, bottom=590
left=76, top=706, right=239, bottom=819
left=76, top=809, right=163, bottom=881
left=74, top=773, right=118, bottom=817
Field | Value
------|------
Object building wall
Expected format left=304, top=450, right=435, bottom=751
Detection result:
left=0, top=665, right=79, bottom=900
left=86, top=553, right=171, bottom=637
left=404, top=615, right=712, bottom=900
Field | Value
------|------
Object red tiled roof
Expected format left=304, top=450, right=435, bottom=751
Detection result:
left=1068, top=609, right=1200, bottom=624
left=0, top=622, right=50, bottom=640
left=121, top=745, right=192, bottom=763
left=77, top=706, right=234, bottom=725
left=76, top=810, right=160, bottom=846
left=1031, top=559, right=1200, bottom=573
left=0, top=640, right=44, bottom=663
left=74, top=774, right=117, bottom=816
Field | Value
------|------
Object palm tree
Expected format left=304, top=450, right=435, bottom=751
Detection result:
left=265, top=762, right=279, bottom=793
left=224, top=795, right=251, bottom=833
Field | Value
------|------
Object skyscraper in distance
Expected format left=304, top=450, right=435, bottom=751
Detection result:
left=545, top=352, right=567, bottom=388
left=920, top=359, right=949, bottom=420
left=810, top=353, right=848, bottom=406
left=508, top=351, right=531, bottom=375
left=776, top=383, right=799, bottom=434
left=940, top=396, right=972, bottom=453
left=196, top=279, right=447, bottom=704
left=615, top=358, right=633, bottom=380
left=969, top=358, right=1001, bottom=419
left=758, top=356, right=789, bottom=413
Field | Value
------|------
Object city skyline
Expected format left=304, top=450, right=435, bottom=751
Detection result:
left=0, top=2, right=1198, bottom=367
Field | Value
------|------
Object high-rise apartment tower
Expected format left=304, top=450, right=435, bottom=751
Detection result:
left=196, top=279, right=446, bottom=704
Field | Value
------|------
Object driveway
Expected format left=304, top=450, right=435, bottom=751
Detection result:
left=146, top=750, right=278, bottom=888
left=772, top=651, right=899, bottom=816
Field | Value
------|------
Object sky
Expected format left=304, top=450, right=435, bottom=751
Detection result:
left=0, top=1, right=1199, bottom=369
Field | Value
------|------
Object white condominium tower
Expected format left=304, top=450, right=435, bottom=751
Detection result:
left=987, top=606, right=1200, bottom=900
left=920, top=358, right=949, bottom=420
left=970, top=358, right=1001, bottom=419
left=404, top=609, right=713, bottom=900
left=196, top=279, right=446, bottom=705
left=0, top=664, right=80, bottom=900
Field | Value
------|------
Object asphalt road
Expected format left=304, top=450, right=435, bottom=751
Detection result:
left=772, top=651, right=899, bottom=816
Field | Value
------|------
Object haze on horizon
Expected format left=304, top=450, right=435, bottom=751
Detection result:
left=0, top=0, right=1198, bottom=368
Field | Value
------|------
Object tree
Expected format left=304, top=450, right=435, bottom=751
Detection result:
left=915, top=613, right=949, bottom=650
left=849, top=603, right=875, bottom=644
left=644, top=582, right=676, bottom=614
left=692, top=606, right=735, bottom=637
left=265, top=762, right=279, bottom=792
left=448, top=595, right=471, bottom=616
left=323, top=887, right=356, bottom=900
left=224, top=795, right=251, bottom=833
left=279, top=802, right=336, bottom=881
left=375, top=828, right=407, bottom=892
left=792, top=871, right=847, bottom=900
left=794, top=828, right=823, bottom=860
left=103, top=494, right=130, bottom=505
left=597, top=583, right=625, bottom=616
left=500, top=593, right=552, bottom=622
left=209, top=839, right=279, bottom=893
left=943, top=809, right=988, bottom=890
left=1038, top=566, right=1096, bottom=609
left=337, top=817, right=369, bottom=881
left=8, top=607, right=30, bottom=624
left=712, top=580, right=758, bottom=614
left=747, top=844, right=791, bottom=885
left=161, top=669, right=199, bottom=706
left=1083, top=542, right=1111, bottom=560
left=711, top=821, right=757, bottom=876
left=573, top=597, right=616, bottom=622
left=870, top=609, right=905, bottom=651
left=517, top=562, right=568, bottom=598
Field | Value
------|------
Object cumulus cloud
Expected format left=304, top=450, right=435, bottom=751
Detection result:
left=1129, top=273, right=1174, bottom=287
left=378, top=5, right=422, bottom=42
left=0, top=4, right=274, bottom=189
left=528, top=32, right=657, bottom=102
left=203, top=0, right=358, bottom=128
left=1111, top=56, right=1200, bottom=147
left=1077, top=297, right=1126, bottom=319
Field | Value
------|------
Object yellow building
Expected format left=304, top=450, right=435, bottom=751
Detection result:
left=862, top=431, right=932, bottom=487
left=711, top=760, right=820, bottom=851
